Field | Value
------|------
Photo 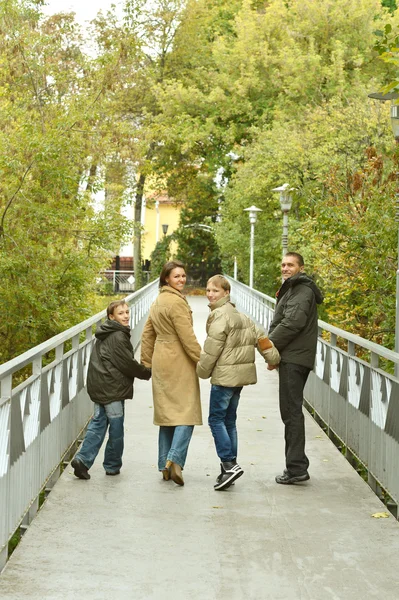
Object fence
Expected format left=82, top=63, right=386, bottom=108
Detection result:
left=0, top=280, right=159, bottom=571
left=227, top=276, right=399, bottom=516
left=97, top=270, right=151, bottom=294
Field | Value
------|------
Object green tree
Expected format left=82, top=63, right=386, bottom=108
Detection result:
left=0, top=0, right=132, bottom=362
left=381, top=0, right=397, bottom=13
left=150, top=234, right=173, bottom=279
left=90, top=0, right=187, bottom=289
left=153, top=0, right=399, bottom=347
left=299, top=148, right=398, bottom=347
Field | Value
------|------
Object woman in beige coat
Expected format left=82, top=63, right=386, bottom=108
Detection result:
left=141, top=260, right=202, bottom=485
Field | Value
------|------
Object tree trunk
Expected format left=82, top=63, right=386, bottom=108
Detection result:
left=85, top=164, right=97, bottom=193
left=134, top=172, right=146, bottom=289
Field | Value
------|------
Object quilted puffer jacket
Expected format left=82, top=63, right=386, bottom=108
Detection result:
left=196, top=296, right=280, bottom=386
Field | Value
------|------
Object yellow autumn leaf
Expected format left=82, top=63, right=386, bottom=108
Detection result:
left=371, top=512, right=390, bottom=519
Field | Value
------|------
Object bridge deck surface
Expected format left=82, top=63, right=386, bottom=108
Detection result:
left=1, top=296, right=398, bottom=599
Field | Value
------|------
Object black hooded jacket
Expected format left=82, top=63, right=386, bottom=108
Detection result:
left=87, top=320, right=151, bottom=404
left=268, top=272, right=323, bottom=369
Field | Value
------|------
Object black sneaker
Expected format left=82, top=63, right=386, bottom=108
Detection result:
left=216, top=471, right=235, bottom=486
left=105, top=470, right=120, bottom=476
left=71, top=458, right=90, bottom=480
left=214, top=461, right=243, bottom=491
left=275, top=471, right=310, bottom=485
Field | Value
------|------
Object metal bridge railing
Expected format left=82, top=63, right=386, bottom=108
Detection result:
left=227, top=276, right=399, bottom=517
left=0, top=280, right=159, bottom=571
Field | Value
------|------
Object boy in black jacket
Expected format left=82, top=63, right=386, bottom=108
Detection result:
left=71, top=301, right=151, bottom=479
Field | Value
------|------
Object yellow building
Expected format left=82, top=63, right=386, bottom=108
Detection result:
left=142, top=193, right=181, bottom=262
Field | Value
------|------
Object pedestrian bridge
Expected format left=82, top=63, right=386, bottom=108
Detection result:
left=0, top=279, right=399, bottom=599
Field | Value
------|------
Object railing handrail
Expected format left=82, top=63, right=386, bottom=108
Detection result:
left=101, top=269, right=135, bottom=273
left=227, top=277, right=399, bottom=370
left=0, top=280, right=155, bottom=380
left=317, top=319, right=399, bottom=363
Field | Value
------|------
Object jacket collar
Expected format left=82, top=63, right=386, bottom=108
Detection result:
left=276, top=272, right=323, bottom=305
left=160, top=285, right=187, bottom=301
left=208, top=294, right=231, bottom=311
left=95, top=319, right=131, bottom=340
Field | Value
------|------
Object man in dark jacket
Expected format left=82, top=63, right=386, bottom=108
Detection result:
left=268, top=252, right=323, bottom=485
left=71, top=301, right=151, bottom=480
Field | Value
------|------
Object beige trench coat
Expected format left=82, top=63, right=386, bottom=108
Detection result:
left=140, top=286, right=202, bottom=426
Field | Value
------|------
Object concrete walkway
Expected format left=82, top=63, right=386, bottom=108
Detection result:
left=1, top=297, right=398, bottom=600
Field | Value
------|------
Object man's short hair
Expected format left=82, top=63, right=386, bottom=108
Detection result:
left=107, top=300, right=128, bottom=318
left=207, top=274, right=231, bottom=292
left=284, top=252, right=304, bottom=267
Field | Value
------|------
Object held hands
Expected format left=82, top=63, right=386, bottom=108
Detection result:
left=267, top=364, right=278, bottom=371
left=140, top=362, right=152, bottom=380
left=258, top=336, right=281, bottom=367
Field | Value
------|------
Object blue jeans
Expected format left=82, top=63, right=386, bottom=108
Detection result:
left=76, top=401, right=125, bottom=473
left=158, top=425, right=194, bottom=471
left=208, top=385, right=243, bottom=463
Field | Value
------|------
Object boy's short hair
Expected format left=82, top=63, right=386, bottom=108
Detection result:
left=207, top=274, right=231, bottom=292
left=107, top=300, right=129, bottom=318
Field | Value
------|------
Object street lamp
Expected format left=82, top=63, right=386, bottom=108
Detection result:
left=243, top=205, right=262, bottom=288
left=162, top=224, right=169, bottom=236
left=369, top=91, right=399, bottom=376
left=368, top=91, right=399, bottom=140
left=272, top=183, right=295, bottom=259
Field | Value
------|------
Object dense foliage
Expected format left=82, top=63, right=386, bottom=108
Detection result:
left=2, top=0, right=399, bottom=362
left=154, top=0, right=399, bottom=349
left=0, top=0, right=132, bottom=362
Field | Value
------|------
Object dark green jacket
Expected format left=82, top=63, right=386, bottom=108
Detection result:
left=87, top=320, right=151, bottom=404
left=268, top=273, right=323, bottom=369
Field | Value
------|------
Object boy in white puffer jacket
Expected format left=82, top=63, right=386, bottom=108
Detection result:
left=197, top=274, right=280, bottom=491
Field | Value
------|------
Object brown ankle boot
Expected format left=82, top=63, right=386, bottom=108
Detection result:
left=162, top=467, right=170, bottom=481
left=166, top=460, right=184, bottom=486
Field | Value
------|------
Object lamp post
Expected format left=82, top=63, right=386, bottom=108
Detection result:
left=272, top=183, right=295, bottom=259
left=243, top=205, right=262, bottom=288
left=155, top=200, right=160, bottom=242
left=369, top=91, right=399, bottom=376
left=162, top=223, right=169, bottom=236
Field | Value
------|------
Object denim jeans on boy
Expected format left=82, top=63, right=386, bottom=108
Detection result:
left=208, top=385, right=243, bottom=463
left=75, top=400, right=125, bottom=473
left=158, top=425, right=194, bottom=471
